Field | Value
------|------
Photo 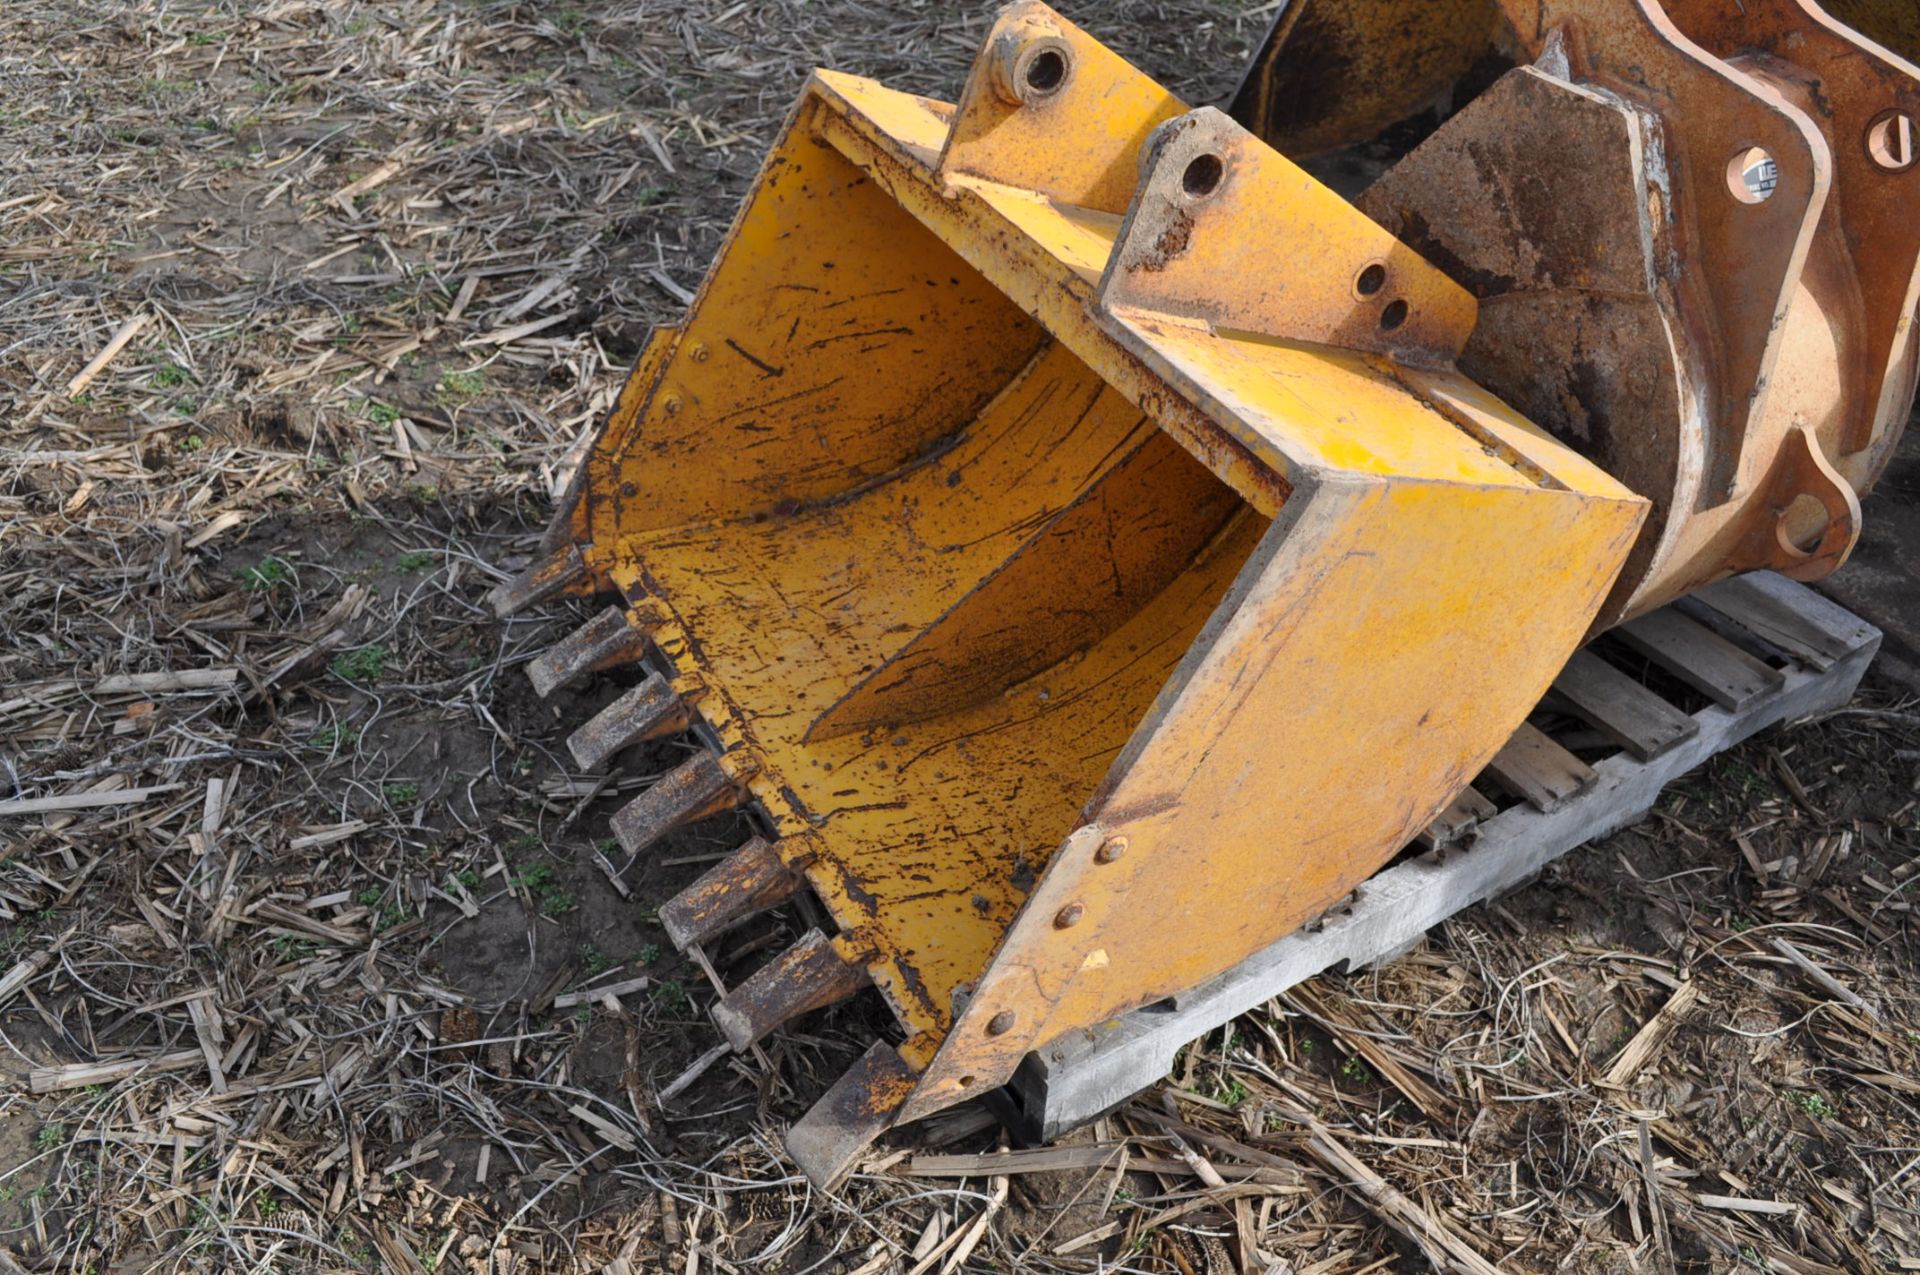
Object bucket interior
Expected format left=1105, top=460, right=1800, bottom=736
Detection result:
left=604, top=122, right=1272, bottom=1026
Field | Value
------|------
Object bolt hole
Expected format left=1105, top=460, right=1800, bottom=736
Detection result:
left=1354, top=263, right=1387, bottom=297
left=1868, top=110, right=1916, bottom=172
left=1182, top=153, right=1224, bottom=198
left=1780, top=492, right=1831, bottom=555
left=1379, top=299, right=1410, bottom=332
left=1023, top=48, right=1066, bottom=94
left=957, top=1074, right=977, bottom=1089
left=1728, top=146, right=1778, bottom=203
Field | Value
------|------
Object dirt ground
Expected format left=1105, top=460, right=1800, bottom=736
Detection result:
left=4, top=2, right=1920, bottom=1272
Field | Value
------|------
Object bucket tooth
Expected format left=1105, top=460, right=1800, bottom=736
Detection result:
left=609, top=751, right=748, bottom=856
left=566, top=672, right=694, bottom=770
left=527, top=606, right=656, bottom=698
left=660, top=836, right=803, bottom=950
left=785, top=1040, right=917, bottom=1189
left=489, top=544, right=587, bottom=619
left=711, top=929, right=871, bottom=1052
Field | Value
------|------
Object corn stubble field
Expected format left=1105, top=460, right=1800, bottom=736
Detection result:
left=3, top=2, right=1920, bottom=1272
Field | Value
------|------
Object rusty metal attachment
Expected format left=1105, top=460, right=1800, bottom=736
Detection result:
left=497, top=0, right=1916, bottom=1185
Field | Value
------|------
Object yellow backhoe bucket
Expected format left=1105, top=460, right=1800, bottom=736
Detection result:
left=492, top=0, right=1916, bottom=1184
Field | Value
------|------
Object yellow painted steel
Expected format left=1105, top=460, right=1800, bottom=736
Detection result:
left=550, top=3, right=1648, bottom=1131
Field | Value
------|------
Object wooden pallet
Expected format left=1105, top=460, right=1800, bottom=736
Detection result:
left=1001, top=572, right=1881, bottom=1141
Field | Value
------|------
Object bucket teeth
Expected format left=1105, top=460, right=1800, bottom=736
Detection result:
left=489, top=544, right=587, bottom=619
left=609, top=751, right=748, bottom=856
left=527, top=606, right=655, bottom=698
left=711, top=929, right=871, bottom=1053
left=784, top=1040, right=917, bottom=1190
left=660, top=836, right=804, bottom=951
left=567, top=672, right=694, bottom=770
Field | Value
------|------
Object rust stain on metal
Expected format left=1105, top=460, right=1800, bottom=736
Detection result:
left=1135, top=206, right=1193, bottom=271
left=713, top=929, right=873, bottom=1052
left=659, top=836, right=803, bottom=949
left=608, top=751, right=742, bottom=856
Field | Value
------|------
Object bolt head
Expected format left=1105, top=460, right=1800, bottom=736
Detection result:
left=986, top=1010, right=1016, bottom=1036
left=1095, top=836, right=1128, bottom=864
left=1053, top=902, right=1085, bottom=929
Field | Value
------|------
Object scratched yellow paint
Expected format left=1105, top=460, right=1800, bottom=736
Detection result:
left=937, top=11, right=1189, bottom=214
left=559, top=4, right=1649, bottom=1131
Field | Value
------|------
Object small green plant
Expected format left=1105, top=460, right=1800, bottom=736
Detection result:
left=383, top=782, right=420, bottom=805
left=1209, top=1078, right=1248, bottom=1107
left=394, top=550, right=435, bottom=572
left=271, top=933, right=318, bottom=961
left=179, top=432, right=205, bottom=450
left=186, top=31, right=220, bottom=46
left=451, top=868, right=482, bottom=892
left=1340, top=1055, right=1375, bottom=1086
left=1793, top=1090, right=1835, bottom=1119
left=438, top=369, right=486, bottom=402
left=652, top=979, right=690, bottom=1011
left=578, top=943, right=612, bottom=976
left=34, top=1124, right=66, bottom=1152
left=238, top=556, right=290, bottom=591
left=307, top=724, right=359, bottom=751
left=330, top=644, right=389, bottom=683
left=511, top=753, right=536, bottom=777
left=355, top=888, right=406, bottom=932
left=513, top=863, right=574, bottom=918
left=637, top=943, right=661, bottom=965
left=151, top=363, right=189, bottom=389
left=367, top=401, right=402, bottom=426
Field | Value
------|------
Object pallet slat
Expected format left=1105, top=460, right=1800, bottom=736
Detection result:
left=1483, top=722, right=1595, bottom=811
left=1416, top=785, right=1497, bottom=850
left=1552, top=649, right=1700, bottom=761
left=1613, top=609, right=1783, bottom=710
left=1688, top=574, right=1863, bottom=670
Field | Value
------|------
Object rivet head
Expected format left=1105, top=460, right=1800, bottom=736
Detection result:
left=1053, top=902, right=1085, bottom=929
left=986, top=1010, right=1016, bottom=1036
left=1095, top=836, right=1128, bottom=864
left=660, top=392, right=683, bottom=415
left=619, top=482, right=638, bottom=499
left=687, top=341, right=710, bottom=362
